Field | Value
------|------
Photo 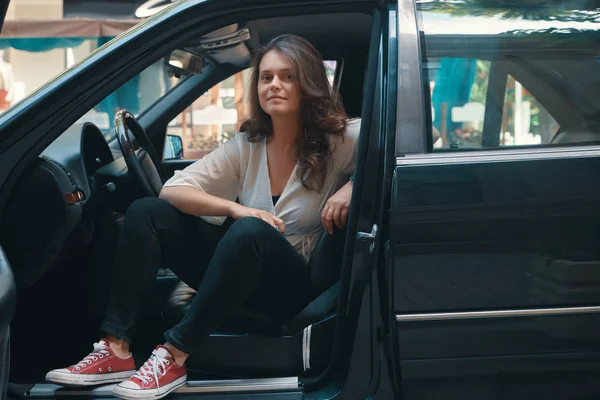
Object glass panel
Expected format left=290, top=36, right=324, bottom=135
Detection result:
left=79, top=60, right=183, bottom=141
left=0, top=39, right=99, bottom=115
left=428, top=58, right=489, bottom=149
left=499, top=75, right=559, bottom=147
left=165, top=69, right=248, bottom=160
left=417, top=1, right=600, bottom=151
left=324, top=60, right=337, bottom=87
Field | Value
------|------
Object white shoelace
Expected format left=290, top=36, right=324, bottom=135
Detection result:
left=74, top=342, right=110, bottom=370
left=132, top=349, right=170, bottom=389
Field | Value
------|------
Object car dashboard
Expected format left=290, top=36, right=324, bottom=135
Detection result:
left=43, top=123, right=115, bottom=201
left=0, top=123, right=123, bottom=289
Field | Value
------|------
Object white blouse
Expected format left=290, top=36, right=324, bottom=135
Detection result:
left=162, top=119, right=361, bottom=261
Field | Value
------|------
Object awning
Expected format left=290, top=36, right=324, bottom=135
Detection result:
left=0, top=18, right=139, bottom=38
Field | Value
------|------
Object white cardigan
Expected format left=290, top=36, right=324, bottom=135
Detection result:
left=163, top=119, right=361, bottom=261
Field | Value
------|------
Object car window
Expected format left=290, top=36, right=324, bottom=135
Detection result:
left=78, top=60, right=185, bottom=141
left=427, top=58, right=559, bottom=149
left=499, top=74, right=559, bottom=147
left=164, top=60, right=340, bottom=160
left=418, top=2, right=600, bottom=152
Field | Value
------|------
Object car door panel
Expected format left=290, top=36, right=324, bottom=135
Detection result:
left=396, top=312, right=600, bottom=359
left=390, top=148, right=600, bottom=395
left=392, top=153, right=600, bottom=313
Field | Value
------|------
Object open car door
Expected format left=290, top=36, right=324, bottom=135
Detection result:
left=0, top=4, right=19, bottom=399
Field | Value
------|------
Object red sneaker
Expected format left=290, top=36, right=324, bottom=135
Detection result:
left=46, top=339, right=136, bottom=387
left=113, top=346, right=187, bottom=400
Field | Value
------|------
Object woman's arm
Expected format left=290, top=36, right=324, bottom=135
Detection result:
left=321, top=179, right=353, bottom=234
left=321, top=119, right=360, bottom=233
left=161, top=136, right=241, bottom=223
left=160, top=134, right=284, bottom=232
left=159, top=186, right=285, bottom=233
left=159, top=186, right=237, bottom=217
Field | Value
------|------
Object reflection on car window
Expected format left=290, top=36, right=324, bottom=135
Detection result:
left=427, top=59, right=559, bottom=149
left=165, top=60, right=339, bottom=160
left=418, top=1, right=600, bottom=151
left=78, top=60, right=183, bottom=141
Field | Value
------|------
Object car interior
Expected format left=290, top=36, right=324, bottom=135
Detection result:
left=0, top=11, right=374, bottom=395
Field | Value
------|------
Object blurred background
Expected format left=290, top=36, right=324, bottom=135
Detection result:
left=0, top=0, right=290, bottom=159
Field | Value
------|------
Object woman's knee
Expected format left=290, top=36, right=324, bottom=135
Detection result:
left=222, top=217, right=277, bottom=249
left=229, top=217, right=276, bottom=237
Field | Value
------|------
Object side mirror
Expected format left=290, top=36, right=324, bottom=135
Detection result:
left=164, top=134, right=184, bottom=160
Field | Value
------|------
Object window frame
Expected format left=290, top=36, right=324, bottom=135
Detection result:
left=395, top=0, right=427, bottom=156
left=481, top=61, right=508, bottom=148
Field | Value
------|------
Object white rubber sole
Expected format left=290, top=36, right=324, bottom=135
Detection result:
left=112, top=375, right=187, bottom=400
left=45, top=369, right=136, bottom=387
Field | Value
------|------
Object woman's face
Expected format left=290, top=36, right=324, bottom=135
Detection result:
left=257, top=50, right=301, bottom=117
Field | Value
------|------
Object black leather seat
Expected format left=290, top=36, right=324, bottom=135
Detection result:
left=163, top=228, right=346, bottom=377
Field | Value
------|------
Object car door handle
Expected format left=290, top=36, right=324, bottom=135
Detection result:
left=357, top=224, right=378, bottom=253
left=357, top=224, right=378, bottom=242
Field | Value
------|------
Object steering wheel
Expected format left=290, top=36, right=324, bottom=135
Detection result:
left=114, top=110, right=168, bottom=197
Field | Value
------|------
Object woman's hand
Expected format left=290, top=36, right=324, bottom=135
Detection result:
left=229, top=203, right=285, bottom=234
left=321, top=180, right=353, bottom=234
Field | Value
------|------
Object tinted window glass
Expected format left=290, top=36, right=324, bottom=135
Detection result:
left=78, top=60, right=184, bottom=141
left=418, top=1, right=600, bottom=151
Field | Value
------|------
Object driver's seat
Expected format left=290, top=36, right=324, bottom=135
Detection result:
left=163, top=228, right=346, bottom=377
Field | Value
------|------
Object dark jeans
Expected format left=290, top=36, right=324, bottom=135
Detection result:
left=100, top=197, right=311, bottom=355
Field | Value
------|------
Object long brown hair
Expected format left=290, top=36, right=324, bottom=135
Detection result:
left=240, top=34, right=348, bottom=192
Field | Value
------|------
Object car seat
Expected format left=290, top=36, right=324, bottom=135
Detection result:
left=163, top=228, right=346, bottom=377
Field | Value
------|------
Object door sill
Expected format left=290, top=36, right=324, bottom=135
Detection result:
left=25, top=377, right=300, bottom=397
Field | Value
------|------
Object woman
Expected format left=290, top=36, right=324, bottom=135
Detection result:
left=46, top=34, right=360, bottom=399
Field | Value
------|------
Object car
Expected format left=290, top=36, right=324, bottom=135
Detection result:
left=1, top=0, right=600, bottom=399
